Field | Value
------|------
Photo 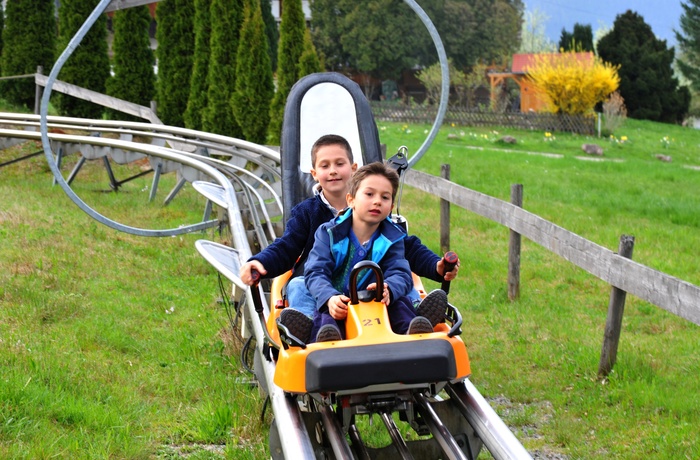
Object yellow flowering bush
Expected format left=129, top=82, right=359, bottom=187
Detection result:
left=526, top=51, right=620, bottom=115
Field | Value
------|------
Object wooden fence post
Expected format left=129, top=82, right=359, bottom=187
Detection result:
left=598, top=234, right=635, bottom=377
left=440, top=164, right=450, bottom=255
left=508, top=184, right=523, bottom=301
left=35, top=66, right=44, bottom=115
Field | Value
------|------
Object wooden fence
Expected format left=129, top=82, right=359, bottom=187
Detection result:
left=371, top=102, right=596, bottom=135
left=405, top=168, right=700, bottom=375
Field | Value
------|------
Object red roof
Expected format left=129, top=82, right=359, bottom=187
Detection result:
left=511, top=52, right=594, bottom=73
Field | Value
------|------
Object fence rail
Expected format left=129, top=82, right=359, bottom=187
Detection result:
left=404, top=169, right=700, bottom=327
left=371, top=102, right=596, bottom=134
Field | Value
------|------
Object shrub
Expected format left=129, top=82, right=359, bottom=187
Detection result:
left=155, top=0, right=195, bottom=127
left=232, top=0, right=274, bottom=144
left=602, top=91, right=627, bottom=134
left=526, top=51, right=620, bottom=115
left=183, top=0, right=212, bottom=130
left=203, top=0, right=243, bottom=137
left=267, top=0, right=306, bottom=144
left=416, top=59, right=471, bottom=107
left=54, top=0, right=111, bottom=119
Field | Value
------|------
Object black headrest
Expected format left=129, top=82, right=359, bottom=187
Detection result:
left=280, top=72, right=382, bottom=224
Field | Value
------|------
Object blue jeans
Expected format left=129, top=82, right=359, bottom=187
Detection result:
left=286, top=276, right=316, bottom=318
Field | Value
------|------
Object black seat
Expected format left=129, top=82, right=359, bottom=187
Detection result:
left=304, top=340, right=458, bottom=393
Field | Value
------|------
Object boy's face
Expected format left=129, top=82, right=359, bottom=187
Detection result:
left=346, top=174, right=394, bottom=226
left=310, top=145, right=357, bottom=196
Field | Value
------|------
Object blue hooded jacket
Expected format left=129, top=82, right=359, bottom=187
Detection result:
left=305, top=209, right=413, bottom=311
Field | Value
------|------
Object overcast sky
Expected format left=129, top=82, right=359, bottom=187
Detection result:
left=525, top=0, right=684, bottom=47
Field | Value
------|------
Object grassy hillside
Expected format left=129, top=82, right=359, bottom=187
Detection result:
left=1, top=116, right=699, bottom=458
left=380, top=118, right=700, bottom=458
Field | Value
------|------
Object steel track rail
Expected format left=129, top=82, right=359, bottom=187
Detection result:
left=447, top=381, right=533, bottom=460
left=0, top=127, right=283, bottom=237
left=0, top=112, right=281, bottom=167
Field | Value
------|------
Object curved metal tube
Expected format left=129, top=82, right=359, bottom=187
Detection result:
left=39, top=0, right=121, bottom=232
left=402, top=0, right=449, bottom=169
left=3, top=128, right=236, bottom=236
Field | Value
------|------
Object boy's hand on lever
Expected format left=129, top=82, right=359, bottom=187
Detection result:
left=366, top=282, right=390, bottom=306
left=240, top=260, right=266, bottom=286
left=439, top=251, right=459, bottom=295
left=328, top=295, right=350, bottom=320
left=437, top=252, right=460, bottom=281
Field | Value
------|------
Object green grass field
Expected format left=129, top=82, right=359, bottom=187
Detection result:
left=1, top=114, right=699, bottom=459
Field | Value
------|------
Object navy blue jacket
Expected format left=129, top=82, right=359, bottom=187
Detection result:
left=249, top=194, right=443, bottom=281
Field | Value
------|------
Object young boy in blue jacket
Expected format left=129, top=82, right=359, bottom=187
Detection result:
left=305, top=162, right=438, bottom=342
left=239, top=135, right=458, bottom=341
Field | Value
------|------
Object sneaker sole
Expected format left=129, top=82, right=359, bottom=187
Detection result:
left=407, top=316, right=433, bottom=334
left=417, top=289, right=447, bottom=326
left=279, top=309, right=313, bottom=343
left=316, top=324, right=342, bottom=342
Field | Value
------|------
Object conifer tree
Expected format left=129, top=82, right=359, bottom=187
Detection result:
left=156, top=0, right=195, bottom=127
left=297, top=28, right=322, bottom=77
left=559, top=23, right=594, bottom=52
left=598, top=10, right=690, bottom=123
left=260, top=0, right=278, bottom=72
left=268, top=0, right=307, bottom=144
left=184, top=0, right=211, bottom=130
left=203, top=0, right=243, bottom=137
left=54, top=0, right=111, bottom=118
left=675, top=0, right=700, bottom=92
left=1, top=0, right=56, bottom=109
left=107, top=6, right=156, bottom=121
left=232, top=0, right=274, bottom=143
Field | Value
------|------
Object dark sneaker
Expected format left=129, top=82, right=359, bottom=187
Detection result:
left=278, top=308, right=313, bottom=344
left=316, top=324, right=342, bottom=342
left=407, top=316, right=433, bottom=334
left=416, top=289, right=448, bottom=327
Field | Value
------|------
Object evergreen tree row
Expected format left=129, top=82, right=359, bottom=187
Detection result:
left=1, top=1, right=695, bottom=128
left=0, top=0, right=310, bottom=143
left=1, top=0, right=56, bottom=109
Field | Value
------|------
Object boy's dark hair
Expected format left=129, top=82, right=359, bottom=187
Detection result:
left=311, top=134, right=354, bottom=167
left=348, top=162, right=400, bottom=202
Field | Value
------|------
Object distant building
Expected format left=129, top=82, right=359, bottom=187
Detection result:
left=489, top=52, right=594, bottom=112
